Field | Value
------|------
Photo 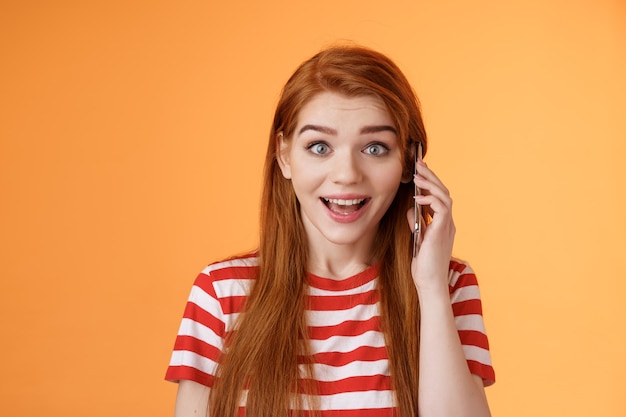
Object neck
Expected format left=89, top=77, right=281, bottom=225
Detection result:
left=305, top=232, right=378, bottom=280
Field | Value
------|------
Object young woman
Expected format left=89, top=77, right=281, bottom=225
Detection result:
left=166, top=45, right=495, bottom=417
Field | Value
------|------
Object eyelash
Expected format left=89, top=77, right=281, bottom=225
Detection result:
left=364, top=142, right=390, bottom=156
left=306, top=142, right=331, bottom=155
left=305, top=141, right=391, bottom=156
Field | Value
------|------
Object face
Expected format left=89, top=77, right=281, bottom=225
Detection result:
left=277, top=91, right=405, bottom=252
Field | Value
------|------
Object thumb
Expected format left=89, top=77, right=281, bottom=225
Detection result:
left=406, top=206, right=415, bottom=232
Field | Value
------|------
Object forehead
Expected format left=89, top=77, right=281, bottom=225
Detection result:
left=295, top=92, right=393, bottom=127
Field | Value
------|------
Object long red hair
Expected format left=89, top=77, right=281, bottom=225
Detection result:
left=209, top=44, right=428, bottom=417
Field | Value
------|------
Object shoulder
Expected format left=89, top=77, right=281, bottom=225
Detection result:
left=447, top=257, right=485, bottom=314
left=200, top=252, right=260, bottom=279
left=192, top=252, right=260, bottom=299
left=448, top=257, right=478, bottom=289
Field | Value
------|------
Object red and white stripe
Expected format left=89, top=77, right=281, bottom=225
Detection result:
left=166, top=255, right=495, bottom=415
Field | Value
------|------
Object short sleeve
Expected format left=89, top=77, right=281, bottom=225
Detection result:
left=165, top=256, right=258, bottom=386
left=165, top=270, right=226, bottom=386
left=448, top=259, right=496, bottom=386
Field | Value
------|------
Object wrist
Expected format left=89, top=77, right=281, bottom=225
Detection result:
left=416, top=278, right=450, bottom=306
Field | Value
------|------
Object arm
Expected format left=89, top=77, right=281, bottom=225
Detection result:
left=411, top=159, right=491, bottom=417
left=417, top=284, right=491, bottom=417
left=174, top=380, right=210, bottom=417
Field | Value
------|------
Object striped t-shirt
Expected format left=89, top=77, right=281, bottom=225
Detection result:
left=166, top=254, right=495, bottom=415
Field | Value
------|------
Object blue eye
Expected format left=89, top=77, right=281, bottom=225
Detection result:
left=364, top=143, right=389, bottom=156
left=308, top=142, right=330, bottom=155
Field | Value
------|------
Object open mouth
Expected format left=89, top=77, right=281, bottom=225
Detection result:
left=321, top=197, right=369, bottom=215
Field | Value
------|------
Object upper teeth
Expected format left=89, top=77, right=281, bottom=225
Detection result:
left=325, top=198, right=364, bottom=206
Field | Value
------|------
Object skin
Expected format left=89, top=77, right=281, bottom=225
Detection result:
left=410, top=159, right=492, bottom=417
left=173, top=92, right=491, bottom=417
left=174, top=380, right=208, bottom=417
left=277, top=92, right=405, bottom=279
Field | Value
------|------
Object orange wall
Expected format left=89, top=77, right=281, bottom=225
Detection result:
left=1, top=1, right=624, bottom=416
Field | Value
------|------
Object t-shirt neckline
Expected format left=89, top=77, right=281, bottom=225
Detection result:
left=306, top=264, right=379, bottom=291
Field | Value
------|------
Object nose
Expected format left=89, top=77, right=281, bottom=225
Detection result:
left=330, top=150, right=362, bottom=184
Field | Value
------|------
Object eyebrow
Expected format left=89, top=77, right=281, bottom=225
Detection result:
left=298, top=124, right=397, bottom=136
left=298, top=125, right=337, bottom=135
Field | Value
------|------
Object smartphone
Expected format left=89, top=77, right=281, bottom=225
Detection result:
left=412, top=142, right=423, bottom=258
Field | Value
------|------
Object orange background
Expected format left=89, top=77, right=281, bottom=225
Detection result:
left=1, top=1, right=625, bottom=416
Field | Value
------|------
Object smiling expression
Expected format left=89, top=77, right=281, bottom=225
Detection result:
left=277, top=92, right=405, bottom=252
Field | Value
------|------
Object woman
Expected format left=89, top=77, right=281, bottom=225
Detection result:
left=166, top=44, right=495, bottom=417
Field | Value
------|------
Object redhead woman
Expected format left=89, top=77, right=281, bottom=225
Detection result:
left=166, top=45, right=495, bottom=417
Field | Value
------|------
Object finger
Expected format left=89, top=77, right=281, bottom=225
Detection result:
left=414, top=174, right=453, bottom=208
left=415, top=160, right=450, bottom=196
left=414, top=194, right=452, bottom=220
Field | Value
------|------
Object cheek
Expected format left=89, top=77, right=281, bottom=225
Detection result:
left=290, top=166, right=325, bottom=196
left=378, top=164, right=404, bottom=191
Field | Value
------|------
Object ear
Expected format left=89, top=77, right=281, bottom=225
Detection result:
left=400, top=142, right=415, bottom=183
left=275, top=132, right=292, bottom=179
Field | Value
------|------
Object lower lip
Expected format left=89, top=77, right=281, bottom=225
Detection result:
left=322, top=200, right=369, bottom=223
